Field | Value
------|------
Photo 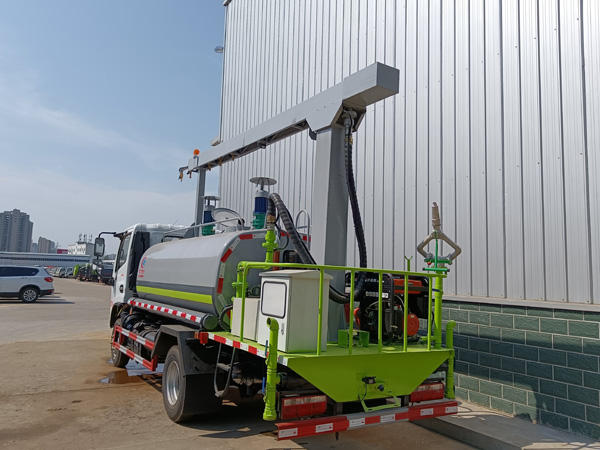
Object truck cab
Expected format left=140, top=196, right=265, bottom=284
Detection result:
left=109, top=224, right=186, bottom=316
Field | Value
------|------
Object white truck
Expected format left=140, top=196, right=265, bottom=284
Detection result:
left=96, top=63, right=461, bottom=440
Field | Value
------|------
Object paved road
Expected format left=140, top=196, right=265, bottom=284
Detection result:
left=0, top=278, right=476, bottom=450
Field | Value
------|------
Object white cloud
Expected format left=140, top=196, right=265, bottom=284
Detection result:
left=0, top=70, right=190, bottom=168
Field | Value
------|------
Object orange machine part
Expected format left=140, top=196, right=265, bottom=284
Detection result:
left=394, top=278, right=423, bottom=295
left=402, top=313, right=420, bottom=336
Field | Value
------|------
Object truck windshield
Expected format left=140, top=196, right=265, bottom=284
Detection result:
left=116, top=234, right=131, bottom=271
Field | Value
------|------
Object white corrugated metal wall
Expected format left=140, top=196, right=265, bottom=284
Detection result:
left=217, top=0, right=600, bottom=306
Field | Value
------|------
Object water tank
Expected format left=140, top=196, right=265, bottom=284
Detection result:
left=135, top=230, right=267, bottom=316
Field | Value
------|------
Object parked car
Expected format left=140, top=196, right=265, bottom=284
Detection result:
left=0, top=266, right=54, bottom=302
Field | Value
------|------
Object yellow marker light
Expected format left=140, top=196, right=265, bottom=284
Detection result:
left=193, top=149, right=200, bottom=156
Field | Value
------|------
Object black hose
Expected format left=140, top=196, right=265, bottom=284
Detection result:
left=342, top=112, right=368, bottom=296
left=218, top=304, right=234, bottom=332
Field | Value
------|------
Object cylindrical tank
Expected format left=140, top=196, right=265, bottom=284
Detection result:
left=135, top=230, right=267, bottom=315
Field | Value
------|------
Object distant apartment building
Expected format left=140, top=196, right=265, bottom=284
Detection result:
left=37, top=237, right=56, bottom=254
left=0, top=209, right=33, bottom=252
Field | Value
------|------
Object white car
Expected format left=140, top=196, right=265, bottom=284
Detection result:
left=0, top=266, right=55, bottom=303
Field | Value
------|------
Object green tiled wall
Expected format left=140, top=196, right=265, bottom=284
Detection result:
left=443, top=301, right=600, bottom=440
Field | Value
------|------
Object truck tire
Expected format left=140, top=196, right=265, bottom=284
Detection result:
left=162, top=345, right=221, bottom=423
left=20, top=287, right=39, bottom=303
left=111, top=319, right=130, bottom=368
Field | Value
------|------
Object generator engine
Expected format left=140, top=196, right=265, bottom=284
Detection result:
left=346, top=272, right=430, bottom=342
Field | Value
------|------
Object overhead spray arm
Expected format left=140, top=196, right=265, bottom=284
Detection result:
left=416, top=202, right=462, bottom=265
left=179, top=63, right=399, bottom=175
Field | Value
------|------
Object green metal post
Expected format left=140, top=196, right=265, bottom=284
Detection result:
left=445, top=320, right=456, bottom=399
left=427, top=276, right=433, bottom=350
left=403, top=273, right=408, bottom=352
left=349, top=269, right=355, bottom=355
left=434, top=275, right=444, bottom=349
left=239, top=266, right=249, bottom=343
left=317, top=269, right=324, bottom=356
left=263, top=318, right=281, bottom=421
left=262, top=228, right=277, bottom=263
left=378, top=273, right=383, bottom=352
left=233, top=265, right=247, bottom=298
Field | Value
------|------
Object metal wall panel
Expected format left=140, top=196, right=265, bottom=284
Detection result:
left=470, top=0, right=488, bottom=297
left=393, top=0, right=408, bottom=271
left=559, top=0, right=591, bottom=303
left=519, top=0, right=545, bottom=300
left=538, top=0, right=568, bottom=302
left=485, top=0, right=506, bottom=298
left=454, top=0, right=472, bottom=296
left=217, top=0, right=599, bottom=305
left=584, top=0, right=600, bottom=304
left=502, top=0, right=526, bottom=299
left=441, top=0, right=457, bottom=295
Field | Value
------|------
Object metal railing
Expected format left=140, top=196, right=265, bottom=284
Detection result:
left=236, top=261, right=446, bottom=356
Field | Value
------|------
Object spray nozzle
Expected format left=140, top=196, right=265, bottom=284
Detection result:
left=432, top=202, right=441, bottom=231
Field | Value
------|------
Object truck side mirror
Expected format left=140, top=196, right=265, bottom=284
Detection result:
left=94, top=237, right=105, bottom=257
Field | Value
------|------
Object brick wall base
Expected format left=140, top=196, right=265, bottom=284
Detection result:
left=442, top=301, right=600, bottom=440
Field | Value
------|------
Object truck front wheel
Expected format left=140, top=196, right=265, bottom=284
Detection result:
left=162, top=345, right=221, bottom=423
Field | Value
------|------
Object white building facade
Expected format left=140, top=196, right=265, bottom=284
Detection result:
left=68, top=242, right=94, bottom=256
left=214, top=0, right=600, bottom=439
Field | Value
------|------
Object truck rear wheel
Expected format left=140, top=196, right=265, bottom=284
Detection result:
left=162, top=345, right=221, bottom=423
left=111, top=319, right=130, bottom=368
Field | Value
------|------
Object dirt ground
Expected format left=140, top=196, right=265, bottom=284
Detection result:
left=0, top=278, right=476, bottom=450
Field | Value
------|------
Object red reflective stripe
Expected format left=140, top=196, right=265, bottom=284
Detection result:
left=221, top=248, right=233, bottom=262
left=276, top=401, right=458, bottom=440
left=217, top=277, right=224, bottom=293
left=239, top=234, right=253, bottom=240
left=365, top=416, right=380, bottom=425
left=213, top=335, right=227, bottom=344
left=278, top=416, right=347, bottom=439
left=395, top=410, right=409, bottom=421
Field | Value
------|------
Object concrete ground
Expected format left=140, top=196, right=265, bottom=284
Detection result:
left=0, top=278, right=476, bottom=450
left=1, top=279, right=597, bottom=449
left=418, top=402, right=600, bottom=450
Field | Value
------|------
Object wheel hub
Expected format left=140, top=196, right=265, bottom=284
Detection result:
left=165, top=360, right=181, bottom=406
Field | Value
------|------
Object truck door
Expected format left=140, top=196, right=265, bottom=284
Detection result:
left=112, top=233, right=132, bottom=305
left=111, top=230, right=151, bottom=305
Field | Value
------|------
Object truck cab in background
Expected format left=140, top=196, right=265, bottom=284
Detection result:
left=96, top=224, right=186, bottom=323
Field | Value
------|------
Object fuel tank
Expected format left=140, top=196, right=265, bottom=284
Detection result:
left=135, top=230, right=267, bottom=315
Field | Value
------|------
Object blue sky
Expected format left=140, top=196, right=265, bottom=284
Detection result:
left=0, top=1, right=224, bottom=252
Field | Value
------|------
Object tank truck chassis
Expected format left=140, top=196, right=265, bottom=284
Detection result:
left=103, top=63, right=463, bottom=440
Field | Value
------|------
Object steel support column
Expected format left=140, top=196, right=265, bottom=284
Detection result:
left=194, top=169, right=207, bottom=237
left=311, top=126, right=348, bottom=340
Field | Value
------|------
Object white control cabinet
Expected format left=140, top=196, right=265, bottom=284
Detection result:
left=256, top=270, right=332, bottom=353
